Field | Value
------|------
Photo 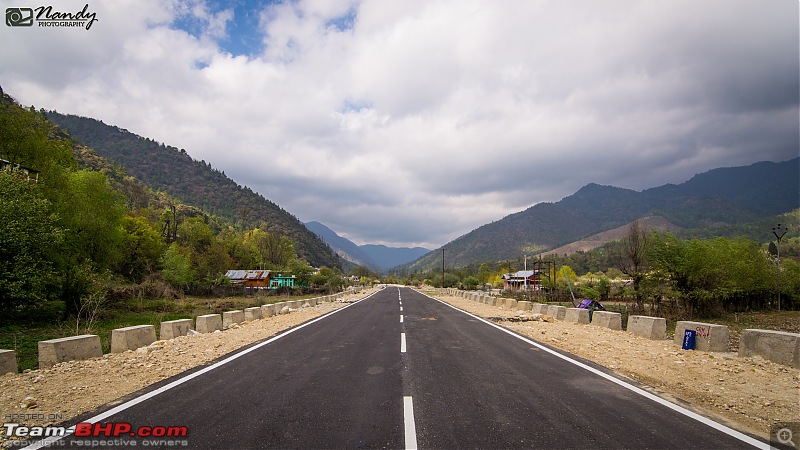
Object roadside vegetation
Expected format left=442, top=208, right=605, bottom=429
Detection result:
left=395, top=216, right=800, bottom=333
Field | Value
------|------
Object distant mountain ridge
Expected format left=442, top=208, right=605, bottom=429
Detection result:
left=305, top=221, right=430, bottom=273
left=402, top=158, right=800, bottom=272
left=46, top=112, right=339, bottom=268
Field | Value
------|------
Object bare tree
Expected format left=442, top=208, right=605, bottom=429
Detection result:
left=612, top=220, right=650, bottom=312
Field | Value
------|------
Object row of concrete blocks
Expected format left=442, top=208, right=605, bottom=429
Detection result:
left=0, top=293, right=348, bottom=374
left=448, top=289, right=800, bottom=369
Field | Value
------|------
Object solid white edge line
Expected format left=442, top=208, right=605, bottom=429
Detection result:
left=403, top=396, right=418, bottom=450
left=23, top=292, right=381, bottom=450
left=401, top=332, right=407, bottom=353
left=417, top=290, right=769, bottom=450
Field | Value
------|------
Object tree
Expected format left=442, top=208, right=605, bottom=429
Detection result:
left=161, top=243, right=194, bottom=289
left=245, top=229, right=296, bottom=269
left=178, top=217, right=213, bottom=252
left=194, top=240, right=233, bottom=284
left=119, top=215, right=165, bottom=282
left=477, top=263, right=491, bottom=284
left=462, top=276, right=480, bottom=290
left=288, top=259, right=314, bottom=286
left=611, top=220, right=651, bottom=312
left=54, top=170, right=126, bottom=317
left=0, top=173, right=63, bottom=308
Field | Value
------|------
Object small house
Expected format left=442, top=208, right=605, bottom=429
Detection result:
left=224, top=270, right=271, bottom=288
left=502, top=270, right=541, bottom=290
left=1, top=158, right=39, bottom=183
left=270, top=274, right=296, bottom=289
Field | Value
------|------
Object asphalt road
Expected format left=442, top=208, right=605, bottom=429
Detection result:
left=29, top=287, right=766, bottom=449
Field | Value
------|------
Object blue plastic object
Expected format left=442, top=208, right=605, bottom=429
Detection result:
left=682, top=329, right=696, bottom=350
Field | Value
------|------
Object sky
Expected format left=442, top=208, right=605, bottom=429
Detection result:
left=1, top=0, right=798, bottom=249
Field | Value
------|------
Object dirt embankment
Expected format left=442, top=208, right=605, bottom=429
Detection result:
left=432, top=293, right=799, bottom=441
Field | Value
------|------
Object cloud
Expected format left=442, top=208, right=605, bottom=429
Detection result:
left=1, top=0, right=797, bottom=249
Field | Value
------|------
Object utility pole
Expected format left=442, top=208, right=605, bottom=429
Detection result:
left=524, top=255, right=528, bottom=291
left=441, top=248, right=445, bottom=290
left=772, top=224, right=788, bottom=311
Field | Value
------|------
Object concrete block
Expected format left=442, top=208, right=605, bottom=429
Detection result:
left=547, top=305, right=567, bottom=320
left=261, top=304, right=277, bottom=317
left=38, top=335, right=102, bottom=368
left=244, top=307, right=263, bottom=321
left=504, top=299, right=518, bottom=310
left=304, top=298, right=317, bottom=307
left=111, top=325, right=157, bottom=353
left=626, top=315, right=666, bottom=340
left=674, top=321, right=729, bottom=352
left=564, top=308, right=590, bottom=324
left=739, top=329, right=800, bottom=368
left=223, top=310, right=245, bottom=328
left=590, top=311, right=622, bottom=331
left=0, top=350, right=17, bottom=375
left=160, top=319, right=193, bottom=339
left=196, top=314, right=222, bottom=333
left=532, top=304, right=549, bottom=314
left=517, top=301, right=532, bottom=311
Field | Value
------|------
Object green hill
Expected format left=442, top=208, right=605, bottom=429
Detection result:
left=46, top=112, right=338, bottom=268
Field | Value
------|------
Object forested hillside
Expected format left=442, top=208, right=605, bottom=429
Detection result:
left=45, top=112, right=338, bottom=268
left=402, top=158, right=800, bottom=272
left=1, top=89, right=342, bottom=320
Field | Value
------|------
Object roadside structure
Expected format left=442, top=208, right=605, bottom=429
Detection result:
left=502, top=270, right=542, bottom=290
left=224, top=270, right=271, bottom=288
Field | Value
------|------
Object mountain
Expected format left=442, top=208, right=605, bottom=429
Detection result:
left=45, top=112, right=339, bottom=268
left=542, top=215, right=682, bottom=256
left=360, top=244, right=431, bottom=272
left=402, top=158, right=800, bottom=272
left=304, top=221, right=378, bottom=269
left=306, top=221, right=430, bottom=273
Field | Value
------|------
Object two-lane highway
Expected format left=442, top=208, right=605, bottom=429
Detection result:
left=29, top=287, right=765, bottom=449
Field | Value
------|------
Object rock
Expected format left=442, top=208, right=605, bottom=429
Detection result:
left=20, top=396, right=37, bottom=409
left=280, top=306, right=291, bottom=314
left=187, top=329, right=201, bottom=336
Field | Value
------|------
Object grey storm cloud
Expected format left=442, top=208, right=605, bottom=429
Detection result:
left=0, top=0, right=797, bottom=249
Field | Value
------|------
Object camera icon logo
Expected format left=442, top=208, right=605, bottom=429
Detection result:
left=6, top=7, right=34, bottom=27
